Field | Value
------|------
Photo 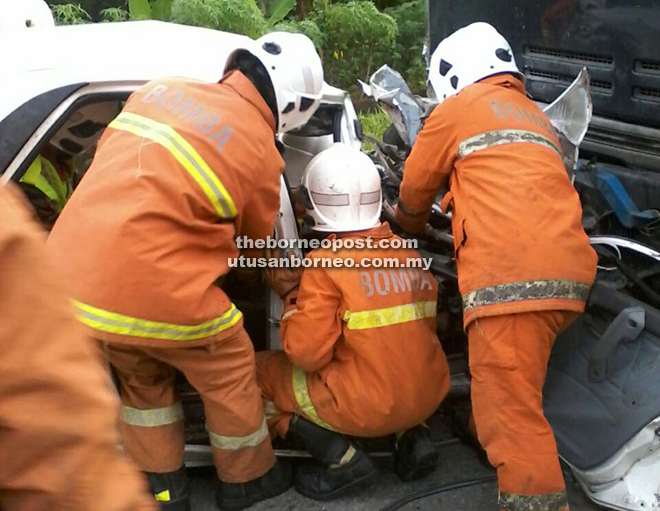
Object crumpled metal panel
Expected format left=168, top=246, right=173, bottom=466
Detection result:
left=542, top=67, right=593, bottom=179
left=359, top=65, right=426, bottom=146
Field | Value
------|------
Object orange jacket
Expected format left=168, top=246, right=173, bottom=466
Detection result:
left=0, top=183, right=155, bottom=511
left=48, top=71, right=284, bottom=347
left=280, top=223, right=450, bottom=436
left=397, top=75, right=597, bottom=327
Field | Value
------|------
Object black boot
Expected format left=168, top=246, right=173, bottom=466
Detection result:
left=395, top=425, right=439, bottom=481
left=216, top=459, right=291, bottom=511
left=449, top=407, right=491, bottom=469
left=288, top=416, right=379, bottom=501
left=145, top=466, right=191, bottom=511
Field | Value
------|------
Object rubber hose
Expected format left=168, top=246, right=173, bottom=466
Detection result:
left=594, top=246, right=660, bottom=309
left=378, top=475, right=497, bottom=511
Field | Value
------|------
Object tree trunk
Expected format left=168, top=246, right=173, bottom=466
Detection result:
left=297, top=0, right=312, bottom=20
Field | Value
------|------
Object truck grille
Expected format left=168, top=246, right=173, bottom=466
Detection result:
left=525, top=46, right=614, bottom=67
left=636, top=60, right=660, bottom=75
left=526, top=70, right=614, bottom=94
left=633, top=87, right=660, bottom=103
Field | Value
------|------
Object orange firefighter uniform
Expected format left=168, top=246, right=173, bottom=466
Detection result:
left=0, top=182, right=156, bottom=511
left=256, top=223, right=450, bottom=438
left=47, top=71, right=284, bottom=483
left=397, top=75, right=597, bottom=511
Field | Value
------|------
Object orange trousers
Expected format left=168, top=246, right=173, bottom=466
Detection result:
left=468, top=311, right=578, bottom=511
left=105, top=327, right=275, bottom=483
left=255, top=352, right=298, bottom=438
left=255, top=351, right=446, bottom=439
left=0, top=182, right=155, bottom=511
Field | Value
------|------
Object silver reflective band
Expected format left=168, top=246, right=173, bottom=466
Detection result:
left=121, top=402, right=184, bottom=427
left=463, top=279, right=591, bottom=313
left=360, top=191, right=381, bottom=205
left=499, top=490, right=569, bottom=511
left=458, top=129, right=562, bottom=160
left=263, top=401, right=280, bottom=421
left=208, top=417, right=269, bottom=450
left=311, top=191, right=350, bottom=207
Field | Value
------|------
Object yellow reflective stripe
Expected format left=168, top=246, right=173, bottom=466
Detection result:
left=291, top=366, right=335, bottom=431
left=458, top=129, right=562, bottom=160
left=109, top=112, right=237, bottom=218
left=20, top=157, right=43, bottom=185
left=208, top=417, right=269, bottom=450
left=342, top=300, right=436, bottom=330
left=74, top=301, right=243, bottom=341
left=121, top=402, right=184, bottom=427
left=154, top=490, right=171, bottom=502
left=20, top=157, right=62, bottom=206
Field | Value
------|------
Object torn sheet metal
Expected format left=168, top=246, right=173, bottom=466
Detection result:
left=542, top=67, right=593, bottom=179
left=360, top=65, right=426, bottom=146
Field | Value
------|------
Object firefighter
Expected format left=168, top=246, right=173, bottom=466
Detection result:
left=396, top=22, right=598, bottom=511
left=0, top=181, right=156, bottom=511
left=258, top=144, right=451, bottom=500
left=47, top=33, right=324, bottom=511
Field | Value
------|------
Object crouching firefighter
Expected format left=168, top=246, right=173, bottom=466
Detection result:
left=396, top=23, right=598, bottom=511
left=47, top=33, right=324, bottom=511
left=258, top=144, right=451, bottom=500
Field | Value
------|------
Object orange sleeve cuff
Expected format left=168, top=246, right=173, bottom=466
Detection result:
left=395, top=203, right=427, bottom=234
left=281, top=288, right=299, bottom=320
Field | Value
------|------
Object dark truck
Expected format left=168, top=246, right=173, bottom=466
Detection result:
left=426, top=3, right=660, bottom=509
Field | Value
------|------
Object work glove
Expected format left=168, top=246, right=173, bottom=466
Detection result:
left=263, top=248, right=302, bottom=299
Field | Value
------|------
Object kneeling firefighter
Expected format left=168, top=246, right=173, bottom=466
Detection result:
left=396, top=23, right=598, bottom=511
left=259, top=144, right=451, bottom=500
left=48, top=33, right=324, bottom=511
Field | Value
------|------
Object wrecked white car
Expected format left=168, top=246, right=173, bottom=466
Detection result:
left=0, top=19, right=361, bottom=465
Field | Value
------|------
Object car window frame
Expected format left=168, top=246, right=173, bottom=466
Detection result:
left=1, top=82, right=143, bottom=185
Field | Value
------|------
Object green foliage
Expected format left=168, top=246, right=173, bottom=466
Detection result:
left=46, top=0, right=428, bottom=98
left=48, top=0, right=118, bottom=20
left=169, top=0, right=267, bottom=38
left=358, top=107, right=390, bottom=150
left=51, top=3, right=92, bottom=24
left=151, top=0, right=174, bottom=20
left=317, top=1, right=397, bottom=89
left=266, top=0, right=296, bottom=27
left=385, top=0, right=427, bottom=93
left=273, top=19, right=325, bottom=50
left=128, top=0, right=151, bottom=19
left=99, top=6, right=128, bottom=21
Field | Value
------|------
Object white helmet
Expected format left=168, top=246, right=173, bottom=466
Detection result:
left=429, top=22, right=523, bottom=104
left=51, top=102, right=121, bottom=157
left=225, top=32, right=324, bottom=133
left=0, top=0, right=54, bottom=30
left=301, top=144, right=382, bottom=233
